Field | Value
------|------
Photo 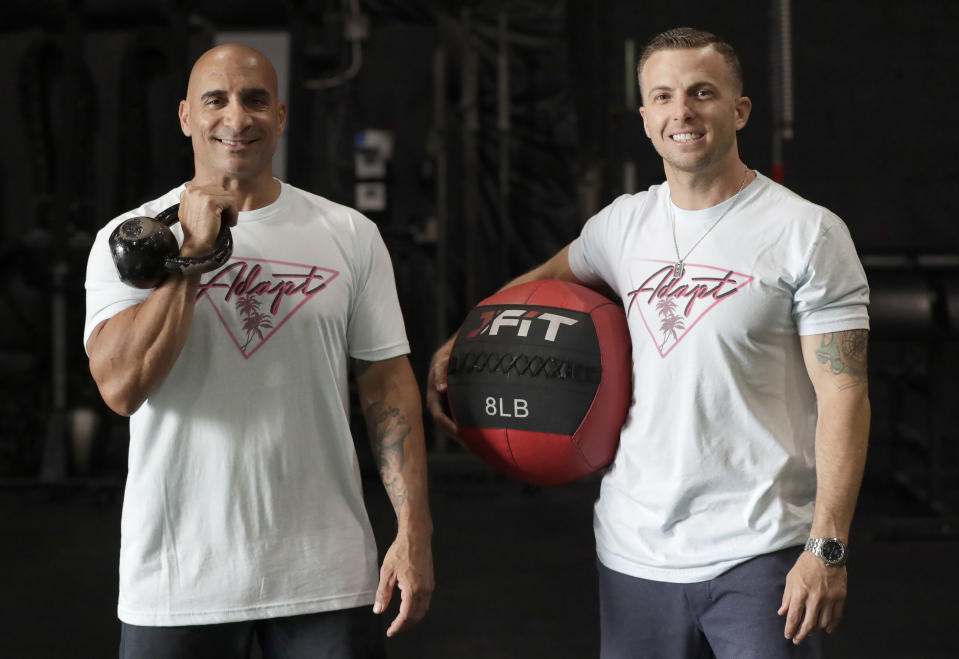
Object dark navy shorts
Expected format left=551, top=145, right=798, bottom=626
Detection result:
left=598, top=546, right=823, bottom=659
left=119, top=606, right=385, bottom=659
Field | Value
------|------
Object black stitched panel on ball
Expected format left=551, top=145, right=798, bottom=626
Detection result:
left=447, top=304, right=602, bottom=435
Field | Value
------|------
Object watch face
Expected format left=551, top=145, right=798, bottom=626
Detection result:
left=821, top=539, right=845, bottom=562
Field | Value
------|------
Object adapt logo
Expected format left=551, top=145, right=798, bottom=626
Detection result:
left=196, top=257, right=340, bottom=359
left=465, top=308, right=579, bottom=342
left=626, top=260, right=753, bottom=357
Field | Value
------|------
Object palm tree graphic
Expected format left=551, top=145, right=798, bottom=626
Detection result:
left=236, top=294, right=274, bottom=351
left=656, top=298, right=685, bottom=350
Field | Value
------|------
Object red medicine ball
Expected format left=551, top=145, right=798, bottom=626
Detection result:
left=446, top=279, right=632, bottom=486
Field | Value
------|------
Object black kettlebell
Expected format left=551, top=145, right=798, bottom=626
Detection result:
left=109, top=204, right=233, bottom=288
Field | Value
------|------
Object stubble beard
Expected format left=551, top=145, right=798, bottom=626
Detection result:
left=658, top=132, right=736, bottom=179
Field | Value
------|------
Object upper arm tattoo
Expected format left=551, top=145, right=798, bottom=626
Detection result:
left=812, top=329, right=869, bottom=390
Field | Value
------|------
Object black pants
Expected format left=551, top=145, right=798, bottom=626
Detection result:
left=598, top=546, right=823, bottom=659
left=119, top=606, right=386, bottom=659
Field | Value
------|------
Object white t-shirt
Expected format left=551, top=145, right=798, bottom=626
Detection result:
left=568, top=172, right=869, bottom=583
left=84, top=182, right=410, bottom=625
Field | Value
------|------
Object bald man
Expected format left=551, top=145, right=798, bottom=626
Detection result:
left=84, top=44, right=433, bottom=658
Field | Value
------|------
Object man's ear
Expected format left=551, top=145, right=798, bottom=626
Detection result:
left=734, top=96, right=752, bottom=131
left=178, top=100, right=192, bottom=137
left=639, top=106, right=650, bottom=139
left=277, top=102, right=288, bottom=136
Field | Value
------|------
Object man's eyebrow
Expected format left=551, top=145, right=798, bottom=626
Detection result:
left=241, top=87, right=272, bottom=99
left=645, top=80, right=717, bottom=98
left=199, top=88, right=272, bottom=101
left=645, top=85, right=672, bottom=98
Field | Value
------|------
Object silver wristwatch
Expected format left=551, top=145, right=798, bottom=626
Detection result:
left=804, top=537, right=848, bottom=567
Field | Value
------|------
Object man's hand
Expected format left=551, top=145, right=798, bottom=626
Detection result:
left=178, top=183, right=238, bottom=256
left=778, top=550, right=847, bottom=645
left=355, top=356, right=434, bottom=637
left=374, top=526, right=434, bottom=637
left=426, top=340, right=458, bottom=440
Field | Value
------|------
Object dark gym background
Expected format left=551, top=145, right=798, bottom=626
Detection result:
left=2, top=0, right=957, bottom=657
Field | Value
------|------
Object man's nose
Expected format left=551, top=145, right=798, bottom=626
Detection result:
left=222, top=99, right=252, bottom=131
left=671, top=93, right=695, bottom=121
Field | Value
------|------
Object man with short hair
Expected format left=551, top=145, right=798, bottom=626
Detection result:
left=429, top=27, right=869, bottom=658
left=85, top=43, right=433, bottom=658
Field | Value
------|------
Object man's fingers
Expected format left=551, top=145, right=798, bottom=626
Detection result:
left=430, top=357, right=448, bottom=391
left=777, top=589, right=789, bottom=616
left=177, top=185, right=240, bottom=252
left=792, top=611, right=813, bottom=645
left=426, top=385, right=451, bottom=418
left=425, top=388, right=456, bottom=434
left=426, top=356, right=460, bottom=439
left=219, top=205, right=238, bottom=227
left=815, top=593, right=840, bottom=636
left=386, top=586, right=413, bottom=637
left=817, top=605, right=833, bottom=637
left=824, top=598, right=845, bottom=634
left=782, top=593, right=803, bottom=642
left=780, top=569, right=802, bottom=639
left=433, top=412, right=458, bottom=440
left=387, top=581, right=431, bottom=637
left=373, top=569, right=396, bottom=616
left=791, top=593, right=823, bottom=645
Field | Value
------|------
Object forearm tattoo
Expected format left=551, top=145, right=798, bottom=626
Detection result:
left=814, top=330, right=869, bottom=390
left=363, top=400, right=410, bottom=510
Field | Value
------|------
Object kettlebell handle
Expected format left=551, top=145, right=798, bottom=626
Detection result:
left=109, top=203, right=233, bottom=289
left=155, top=204, right=234, bottom=278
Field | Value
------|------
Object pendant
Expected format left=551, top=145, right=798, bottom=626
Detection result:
left=672, top=262, right=684, bottom=279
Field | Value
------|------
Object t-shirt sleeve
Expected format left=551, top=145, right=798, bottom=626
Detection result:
left=83, top=190, right=184, bottom=352
left=568, top=194, right=637, bottom=291
left=83, top=222, right=152, bottom=353
left=346, top=220, right=411, bottom=361
left=793, top=216, right=870, bottom=335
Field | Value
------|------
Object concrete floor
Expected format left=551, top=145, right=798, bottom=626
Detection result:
left=1, top=453, right=956, bottom=658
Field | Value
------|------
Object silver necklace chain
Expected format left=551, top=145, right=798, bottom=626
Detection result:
left=669, top=166, right=750, bottom=280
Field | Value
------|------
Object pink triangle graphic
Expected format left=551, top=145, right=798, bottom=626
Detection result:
left=196, top=257, right=340, bottom=359
left=626, top=260, right=753, bottom=358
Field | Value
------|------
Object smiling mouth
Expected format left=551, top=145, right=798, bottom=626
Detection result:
left=214, top=137, right=256, bottom=148
left=670, top=132, right=704, bottom=143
